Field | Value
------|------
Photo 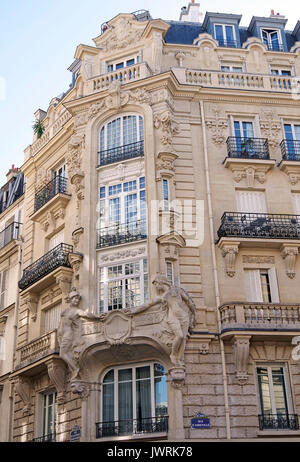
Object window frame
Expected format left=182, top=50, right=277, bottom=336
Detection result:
left=106, top=55, right=140, bottom=73
left=99, top=113, right=144, bottom=154
left=100, top=362, right=168, bottom=424
left=255, top=363, right=294, bottom=417
left=98, top=257, right=148, bottom=313
left=214, top=23, right=236, bottom=45
left=261, top=28, right=283, bottom=50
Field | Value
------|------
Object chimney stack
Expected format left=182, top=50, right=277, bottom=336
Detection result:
left=179, top=2, right=203, bottom=22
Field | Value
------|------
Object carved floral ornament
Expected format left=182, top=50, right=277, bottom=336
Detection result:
left=259, top=110, right=282, bottom=148
left=231, top=166, right=268, bottom=187
left=205, top=106, right=229, bottom=145
left=98, top=18, right=143, bottom=53
left=153, top=110, right=180, bottom=149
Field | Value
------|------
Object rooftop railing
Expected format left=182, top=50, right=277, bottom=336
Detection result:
left=226, top=137, right=270, bottom=159
left=18, top=243, right=73, bottom=291
left=217, top=212, right=300, bottom=240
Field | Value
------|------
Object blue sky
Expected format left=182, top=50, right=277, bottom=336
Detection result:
left=0, top=0, right=299, bottom=185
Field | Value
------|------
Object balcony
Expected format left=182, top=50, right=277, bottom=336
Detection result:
left=15, top=330, right=59, bottom=369
left=183, top=69, right=299, bottom=93
left=34, top=176, right=69, bottom=213
left=217, top=39, right=238, bottom=48
left=280, top=140, right=300, bottom=161
left=96, top=416, right=168, bottom=439
left=259, top=414, right=299, bottom=431
left=219, top=302, right=300, bottom=335
left=217, top=212, right=300, bottom=241
left=32, top=433, right=56, bottom=443
left=0, top=222, right=22, bottom=251
left=98, top=140, right=144, bottom=167
left=97, top=220, right=147, bottom=249
left=18, top=243, right=73, bottom=291
left=226, top=137, right=270, bottom=160
left=92, top=62, right=151, bottom=93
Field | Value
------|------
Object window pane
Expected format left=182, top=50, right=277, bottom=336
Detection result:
left=125, top=194, right=138, bottom=223
left=215, top=25, right=224, bottom=41
left=107, top=118, right=121, bottom=149
left=257, top=368, right=272, bottom=414
left=136, top=366, right=150, bottom=379
left=118, top=369, right=133, bottom=424
left=136, top=374, right=151, bottom=420
left=225, top=25, right=234, bottom=42
left=123, top=116, right=137, bottom=145
left=272, top=367, right=288, bottom=415
left=103, top=383, right=114, bottom=422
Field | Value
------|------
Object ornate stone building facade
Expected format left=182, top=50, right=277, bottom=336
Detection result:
left=2, top=3, right=300, bottom=441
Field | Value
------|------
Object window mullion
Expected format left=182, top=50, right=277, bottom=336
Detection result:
left=115, top=369, right=118, bottom=422
left=150, top=363, right=155, bottom=418
left=133, top=367, right=137, bottom=422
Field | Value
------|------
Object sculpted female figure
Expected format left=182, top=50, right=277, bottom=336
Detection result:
left=125, top=274, right=196, bottom=366
left=58, top=288, right=100, bottom=380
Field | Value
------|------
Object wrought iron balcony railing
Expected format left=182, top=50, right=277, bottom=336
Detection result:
left=96, top=416, right=169, bottom=438
left=226, top=137, right=270, bottom=159
left=217, top=212, right=300, bottom=240
left=217, top=39, right=238, bottom=48
left=32, top=433, right=56, bottom=442
left=280, top=139, right=300, bottom=161
left=258, top=414, right=299, bottom=431
left=97, top=220, right=147, bottom=248
left=0, top=222, right=22, bottom=250
left=34, top=176, right=69, bottom=212
left=98, top=140, right=144, bottom=167
left=18, top=243, right=73, bottom=291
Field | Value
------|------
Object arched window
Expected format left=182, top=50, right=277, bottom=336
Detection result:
left=98, top=114, right=144, bottom=166
left=98, top=363, right=168, bottom=438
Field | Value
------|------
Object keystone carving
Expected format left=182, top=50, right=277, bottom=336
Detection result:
left=231, top=166, right=267, bottom=187
left=168, top=367, right=186, bottom=389
left=233, top=335, right=251, bottom=385
left=281, top=245, right=299, bottom=279
left=68, top=253, right=84, bottom=285
left=70, top=381, right=90, bottom=400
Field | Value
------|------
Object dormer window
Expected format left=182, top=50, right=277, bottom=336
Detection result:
left=214, top=24, right=237, bottom=48
left=261, top=29, right=283, bottom=51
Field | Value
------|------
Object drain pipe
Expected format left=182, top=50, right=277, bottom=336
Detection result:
left=199, top=100, right=231, bottom=440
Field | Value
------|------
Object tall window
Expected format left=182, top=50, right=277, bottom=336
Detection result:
left=214, top=24, right=236, bottom=47
left=98, top=177, right=146, bottom=229
left=41, top=391, right=57, bottom=438
left=236, top=191, right=267, bottom=214
left=98, top=258, right=148, bottom=312
left=244, top=268, right=279, bottom=303
left=0, top=270, right=7, bottom=311
left=99, top=115, right=144, bottom=166
left=102, top=363, right=168, bottom=432
left=162, top=179, right=170, bottom=211
left=107, top=55, right=140, bottom=73
left=261, top=29, right=282, bottom=51
left=257, top=365, right=293, bottom=423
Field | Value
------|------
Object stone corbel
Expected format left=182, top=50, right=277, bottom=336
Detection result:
left=281, top=245, right=299, bottom=279
left=233, top=335, right=251, bottom=385
left=68, top=253, right=84, bottom=285
left=14, top=376, right=33, bottom=415
left=55, top=272, right=73, bottom=301
left=168, top=367, right=186, bottom=389
left=23, top=293, right=39, bottom=322
left=72, top=227, right=84, bottom=250
left=156, top=151, right=178, bottom=182
left=46, top=358, right=67, bottom=404
left=219, top=241, right=240, bottom=277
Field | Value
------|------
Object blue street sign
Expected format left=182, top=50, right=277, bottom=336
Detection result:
left=70, top=424, right=81, bottom=442
left=191, top=417, right=211, bottom=429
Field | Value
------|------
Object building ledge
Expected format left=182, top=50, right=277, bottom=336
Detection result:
left=257, top=429, right=300, bottom=437
left=217, top=236, right=300, bottom=249
left=94, top=432, right=168, bottom=442
left=30, top=193, right=71, bottom=231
